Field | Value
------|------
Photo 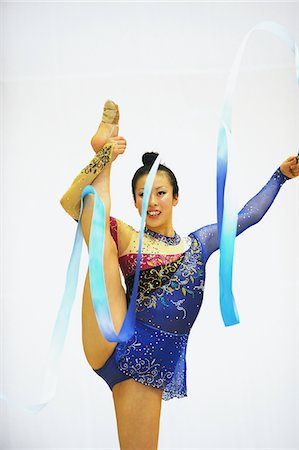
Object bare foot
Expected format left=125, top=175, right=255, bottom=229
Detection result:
left=91, top=100, right=119, bottom=152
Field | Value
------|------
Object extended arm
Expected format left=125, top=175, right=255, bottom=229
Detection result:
left=192, top=164, right=295, bottom=263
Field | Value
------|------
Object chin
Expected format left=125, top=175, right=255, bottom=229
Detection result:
left=145, top=219, right=161, bottom=227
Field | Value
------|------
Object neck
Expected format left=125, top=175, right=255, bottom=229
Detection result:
left=145, top=224, right=175, bottom=237
left=144, top=224, right=181, bottom=246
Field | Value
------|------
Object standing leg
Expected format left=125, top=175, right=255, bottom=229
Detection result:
left=112, top=379, right=163, bottom=450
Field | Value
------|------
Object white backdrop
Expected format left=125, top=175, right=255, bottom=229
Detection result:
left=1, top=2, right=299, bottom=450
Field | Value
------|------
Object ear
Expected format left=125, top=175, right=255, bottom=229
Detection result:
left=172, top=194, right=179, bottom=207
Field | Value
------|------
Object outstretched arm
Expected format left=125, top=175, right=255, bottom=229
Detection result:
left=192, top=155, right=299, bottom=262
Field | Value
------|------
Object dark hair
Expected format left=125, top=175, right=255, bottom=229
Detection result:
left=131, top=152, right=179, bottom=201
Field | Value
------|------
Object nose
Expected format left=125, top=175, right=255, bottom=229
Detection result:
left=148, top=192, right=158, bottom=206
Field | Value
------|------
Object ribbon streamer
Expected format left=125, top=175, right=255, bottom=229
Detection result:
left=87, top=154, right=161, bottom=342
left=217, top=21, right=299, bottom=326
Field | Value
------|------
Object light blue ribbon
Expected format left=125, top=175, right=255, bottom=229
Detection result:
left=217, top=21, right=299, bottom=326
left=86, top=154, right=161, bottom=342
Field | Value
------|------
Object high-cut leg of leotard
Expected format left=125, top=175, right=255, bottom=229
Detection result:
left=93, top=168, right=289, bottom=400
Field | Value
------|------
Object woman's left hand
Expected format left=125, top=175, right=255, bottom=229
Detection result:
left=280, top=155, right=299, bottom=179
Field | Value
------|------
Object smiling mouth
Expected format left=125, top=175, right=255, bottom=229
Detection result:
left=147, top=211, right=161, bottom=217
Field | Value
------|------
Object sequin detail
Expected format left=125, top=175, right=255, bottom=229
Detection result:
left=125, top=236, right=204, bottom=314
left=144, top=226, right=181, bottom=245
left=119, top=252, right=183, bottom=278
left=192, top=167, right=290, bottom=263
left=115, top=320, right=188, bottom=400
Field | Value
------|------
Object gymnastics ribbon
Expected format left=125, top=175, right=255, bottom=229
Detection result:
left=0, top=155, right=161, bottom=413
left=87, top=154, right=161, bottom=342
left=217, top=21, right=299, bottom=326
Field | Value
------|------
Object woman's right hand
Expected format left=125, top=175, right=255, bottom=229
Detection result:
left=107, top=136, right=127, bottom=162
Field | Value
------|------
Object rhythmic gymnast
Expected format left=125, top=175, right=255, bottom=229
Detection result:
left=60, top=100, right=299, bottom=450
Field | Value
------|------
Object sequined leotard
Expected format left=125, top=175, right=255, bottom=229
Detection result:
left=93, top=168, right=289, bottom=400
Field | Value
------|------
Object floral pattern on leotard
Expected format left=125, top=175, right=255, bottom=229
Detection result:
left=119, top=252, right=184, bottom=278
left=125, top=236, right=204, bottom=312
left=115, top=320, right=189, bottom=400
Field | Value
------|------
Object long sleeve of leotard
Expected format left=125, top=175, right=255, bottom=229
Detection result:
left=192, top=168, right=290, bottom=263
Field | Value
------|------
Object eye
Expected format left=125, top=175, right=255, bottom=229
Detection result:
left=138, top=192, right=144, bottom=198
left=158, top=191, right=166, bottom=196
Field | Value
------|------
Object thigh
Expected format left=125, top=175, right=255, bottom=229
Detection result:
left=112, top=379, right=163, bottom=450
left=82, top=264, right=127, bottom=369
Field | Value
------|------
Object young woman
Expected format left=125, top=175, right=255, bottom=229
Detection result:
left=60, top=100, right=299, bottom=450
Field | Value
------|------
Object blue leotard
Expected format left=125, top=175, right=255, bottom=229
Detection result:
left=93, top=168, right=289, bottom=400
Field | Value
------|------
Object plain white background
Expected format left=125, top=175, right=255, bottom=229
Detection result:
left=1, top=2, right=299, bottom=449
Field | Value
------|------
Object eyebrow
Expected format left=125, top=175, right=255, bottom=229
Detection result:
left=138, top=186, right=168, bottom=192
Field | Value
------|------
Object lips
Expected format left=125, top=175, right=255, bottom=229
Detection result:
left=147, top=210, right=161, bottom=217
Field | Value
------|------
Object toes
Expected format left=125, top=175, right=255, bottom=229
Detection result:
left=104, top=99, right=118, bottom=110
left=102, top=100, right=119, bottom=125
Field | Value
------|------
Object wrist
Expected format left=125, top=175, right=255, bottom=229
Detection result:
left=275, top=167, right=291, bottom=185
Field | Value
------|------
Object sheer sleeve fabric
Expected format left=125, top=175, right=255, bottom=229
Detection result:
left=191, top=168, right=290, bottom=263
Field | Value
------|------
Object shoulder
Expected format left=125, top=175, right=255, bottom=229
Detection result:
left=110, top=217, right=138, bottom=256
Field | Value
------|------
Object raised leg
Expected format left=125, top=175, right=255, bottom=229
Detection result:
left=81, top=100, right=127, bottom=369
left=83, top=101, right=163, bottom=450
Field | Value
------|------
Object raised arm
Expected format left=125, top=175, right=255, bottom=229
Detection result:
left=192, top=155, right=298, bottom=263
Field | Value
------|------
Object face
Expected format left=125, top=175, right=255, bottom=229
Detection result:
left=134, top=171, right=179, bottom=231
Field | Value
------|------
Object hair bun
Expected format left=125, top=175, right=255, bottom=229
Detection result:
left=142, top=152, right=159, bottom=167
